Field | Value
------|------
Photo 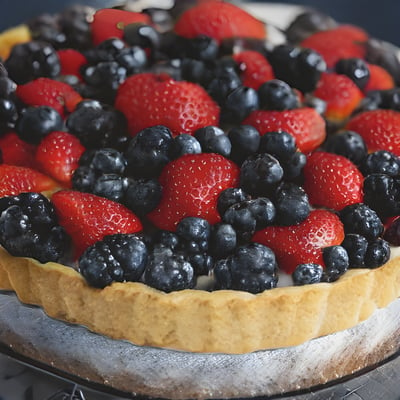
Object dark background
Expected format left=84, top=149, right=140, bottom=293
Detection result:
left=0, top=0, right=399, bottom=46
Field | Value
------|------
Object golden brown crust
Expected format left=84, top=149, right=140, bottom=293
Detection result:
left=0, top=247, right=400, bottom=354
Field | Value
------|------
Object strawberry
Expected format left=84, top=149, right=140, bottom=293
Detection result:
left=0, top=132, right=37, bottom=168
left=303, top=151, right=364, bottom=211
left=363, top=63, right=395, bottom=92
left=346, top=109, right=400, bottom=156
left=232, top=50, right=275, bottom=90
left=174, top=0, right=266, bottom=44
left=147, top=153, right=240, bottom=232
left=242, top=107, right=326, bottom=153
left=35, top=131, right=86, bottom=186
left=91, top=8, right=151, bottom=45
left=313, top=72, right=364, bottom=122
left=115, top=72, right=220, bottom=137
left=16, top=77, right=83, bottom=117
left=51, top=190, right=143, bottom=258
left=252, top=209, right=345, bottom=274
left=0, top=164, right=59, bottom=197
left=57, top=49, right=87, bottom=80
left=300, top=25, right=368, bottom=69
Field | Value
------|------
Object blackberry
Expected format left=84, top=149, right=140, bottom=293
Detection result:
left=66, top=100, right=128, bottom=149
left=169, top=134, right=202, bottom=159
left=5, top=41, right=61, bottom=84
left=360, top=150, right=400, bottom=177
left=124, top=178, right=162, bottom=216
left=209, top=223, right=237, bottom=259
left=240, top=153, right=284, bottom=196
left=339, top=203, right=383, bottom=240
left=217, top=187, right=251, bottom=216
left=335, top=58, right=370, bottom=90
left=194, top=126, right=231, bottom=157
left=144, top=246, right=195, bottom=292
left=341, top=233, right=368, bottom=268
left=214, top=243, right=278, bottom=293
left=176, top=217, right=211, bottom=254
left=322, top=130, right=368, bottom=166
left=273, top=183, right=310, bottom=226
left=322, top=245, right=349, bottom=282
left=383, top=217, right=400, bottom=246
left=0, top=193, right=70, bottom=263
left=124, top=125, right=172, bottom=178
left=292, top=263, right=323, bottom=285
left=258, top=131, right=297, bottom=161
left=16, top=106, right=63, bottom=145
left=364, top=238, right=390, bottom=269
left=228, top=125, right=260, bottom=165
left=258, top=79, right=300, bottom=111
left=79, top=234, right=148, bottom=288
left=152, top=230, right=180, bottom=251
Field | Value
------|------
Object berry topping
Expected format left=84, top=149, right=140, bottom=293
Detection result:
left=257, top=79, right=300, bottom=111
left=0, top=132, right=37, bottom=168
left=227, top=125, right=260, bottom=165
left=322, top=245, right=349, bottom=282
left=341, top=233, right=368, bottom=268
left=194, top=126, right=231, bottom=158
left=335, top=58, right=370, bottom=90
left=292, top=263, right=323, bottom=285
left=363, top=63, right=395, bottom=92
left=360, top=150, right=400, bottom=176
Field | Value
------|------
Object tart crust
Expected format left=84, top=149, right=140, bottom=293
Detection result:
left=0, top=247, right=400, bottom=354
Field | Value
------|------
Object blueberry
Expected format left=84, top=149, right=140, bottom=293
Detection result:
left=176, top=217, right=211, bottom=253
left=280, top=151, right=307, bottom=181
left=116, top=46, right=147, bottom=74
left=152, top=230, right=180, bottom=250
left=292, top=263, right=323, bottom=285
left=335, top=58, right=370, bottom=90
left=341, top=233, right=368, bottom=268
left=364, top=238, right=390, bottom=269
left=209, top=223, right=237, bottom=259
left=181, top=35, right=219, bottom=62
left=194, top=126, right=231, bottom=157
left=169, top=134, right=202, bottom=159
left=92, top=174, right=125, bottom=202
left=72, top=166, right=97, bottom=192
left=360, top=150, right=400, bottom=177
left=124, top=23, right=161, bottom=50
left=258, top=131, right=297, bottom=161
left=217, top=187, right=251, bottom=216
left=228, top=125, right=260, bottom=165
left=188, top=253, right=214, bottom=276
left=85, top=148, right=127, bottom=174
left=322, top=245, right=349, bottom=282
left=0, top=98, right=18, bottom=134
left=206, top=65, right=242, bottom=105
left=213, top=259, right=232, bottom=290
left=258, top=79, right=300, bottom=111
left=124, top=178, right=162, bottom=216
left=180, top=58, right=211, bottom=85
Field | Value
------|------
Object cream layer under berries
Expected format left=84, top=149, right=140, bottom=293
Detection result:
left=0, top=1, right=400, bottom=353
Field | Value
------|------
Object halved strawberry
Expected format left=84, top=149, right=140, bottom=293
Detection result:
left=147, top=153, right=240, bottom=232
left=303, top=151, right=364, bottom=211
left=313, top=72, right=364, bottom=122
left=346, top=109, right=400, bottom=156
left=35, top=131, right=86, bottom=186
left=115, top=72, right=220, bottom=137
left=253, top=209, right=345, bottom=274
left=51, top=190, right=143, bottom=258
left=91, top=8, right=151, bottom=45
left=57, top=49, right=87, bottom=80
left=16, top=77, right=83, bottom=117
left=0, top=132, right=37, bottom=168
left=243, top=107, right=326, bottom=153
left=363, top=63, right=395, bottom=92
left=0, top=164, right=59, bottom=197
left=174, top=0, right=266, bottom=43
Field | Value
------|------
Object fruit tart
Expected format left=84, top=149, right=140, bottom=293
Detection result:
left=1, top=0, right=400, bottom=390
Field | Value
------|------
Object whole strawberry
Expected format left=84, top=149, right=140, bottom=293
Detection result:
left=147, top=153, right=240, bottom=232
left=174, top=0, right=266, bottom=43
left=0, top=132, right=37, bottom=168
left=303, top=151, right=364, bottom=211
left=52, top=190, right=143, bottom=258
left=115, top=73, right=220, bottom=137
left=243, top=107, right=326, bottom=153
left=253, top=209, right=345, bottom=274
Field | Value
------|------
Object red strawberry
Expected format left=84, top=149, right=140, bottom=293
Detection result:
left=303, top=151, right=364, bottom=211
left=52, top=190, right=143, bottom=258
left=346, top=109, right=400, bottom=156
left=253, top=209, right=345, bottom=274
left=16, top=77, right=83, bottom=117
left=232, top=50, right=275, bottom=90
left=57, top=49, right=87, bottom=80
left=243, top=107, right=326, bottom=153
left=174, top=0, right=266, bottom=43
left=0, top=132, right=37, bottom=168
left=0, top=164, right=59, bottom=197
left=115, top=72, right=220, bottom=137
left=91, top=8, right=151, bottom=45
left=147, top=153, right=240, bottom=232
left=313, top=72, right=364, bottom=122
left=300, top=25, right=368, bottom=68
left=35, top=131, right=86, bottom=186
left=363, top=63, right=395, bottom=92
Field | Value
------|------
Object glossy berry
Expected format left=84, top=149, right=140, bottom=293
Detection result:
left=292, top=263, right=323, bottom=285
left=258, top=79, right=300, bottom=111
left=228, top=125, right=260, bottom=165
left=217, top=187, right=251, bottom=216
left=176, top=217, right=211, bottom=254
left=124, top=23, right=161, bottom=50
left=92, top=174, right=125, bottom=202
left=360, top=150, right=400, bottom=177
left=124, top=178, right=162, bottom=216
left=0, top=98, right=18, bottom=134
left=209, top=223, right=237, bottom=259
left=194, top=126, right=231, bottom=157
left=364, top=238, right=390, bottom=269
left=169, top=134, right=202, bottom=159
left=322, top=245, right=349, bottom=282
left=258, top=131, right=297, bottom=161
left=79, top=233, right=148, bottom=288
left=335, top=58, right=370, bottom=90
left=341, top=233, right=368, bottom=268
left=81, top=148, right=127, bottom=175
left=280, top=151, right=307, bottom=181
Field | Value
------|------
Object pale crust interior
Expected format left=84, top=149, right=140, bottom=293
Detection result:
left=0, top=247, right=400, bottom=354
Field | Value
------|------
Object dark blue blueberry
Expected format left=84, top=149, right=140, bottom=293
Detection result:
left=188, top=253, right=214, bottom=276
left=206, top=65, right=242, bottom=105
left=84, top=148, right=127, bottom=174
left=341, top=233, right=368, bottom=268
left=360, top=150, right=400, bottom=177
left=339, top=203, right=383, bottom=240
left=322, top=245, right=349, bottom=282
left=240, top=153, right=284, bottom=196
left=91, top=38, right=126, bottom=62
left=181, top=35, right=219, bottom=62
left=258, top=131, right=297, bottom=161
left=217, top=187, right=251, bottom=216
left=180, top=58, right=211, bottom=85
left=292, top=263, right=323, bottom=285
left=153, top=230, right=180, bottom=250
left=213, top=259, right=232, bottom=290
left=379, top=88, right=400, bottom=111
left=79, top=234, right=148, bottom=288
left=228, top=125, right=260, bottom=165
left=273, top=183, right=310, bottom=226
left=209, top=223, right=237, bottom=259
left=92, top=174, right=125, bottom=202
left=364, top=238, right=391, bottom=269
left=16, top=106, right=63, bottom=144
left=280, top=151, right=307, bottom=181
left=116, top=46, right=147, bottom=74
left=0, top=76, right=17, bottom=98
left=176, top=217, right=211, bottom=254
left=124, top=125, right=172, bottom=178
left=72, top=166, right=97, bottom=192
left=0, top=98, right=18, bottom=134
left=169, top=134, right=202, bottom=159
left=123, top=23, right=161, bottom=50
left=335, top=58, right=370, bottom=90
left=258, top=79, right=300, bottom=111
left=194, top=126, right=231, bottom=157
